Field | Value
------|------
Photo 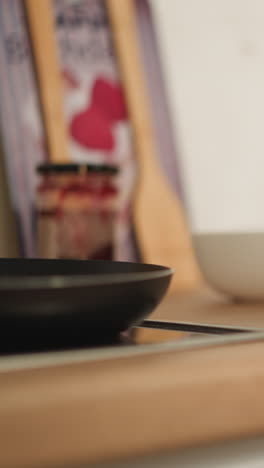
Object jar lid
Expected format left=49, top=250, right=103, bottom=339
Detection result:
left=37, top=163, right=119, bottom=175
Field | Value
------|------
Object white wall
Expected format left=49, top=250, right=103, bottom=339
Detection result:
left=151, top=1, right=264, bottom=233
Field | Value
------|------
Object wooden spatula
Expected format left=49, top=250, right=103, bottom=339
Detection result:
left=24, top=0, right=70, bottom=163
left=106, top=0, right=202, bottom=292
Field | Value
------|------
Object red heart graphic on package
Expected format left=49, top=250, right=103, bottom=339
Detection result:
left=70, top=105, right=114, bottom=151
left=91, top=77, right=127, bottom=122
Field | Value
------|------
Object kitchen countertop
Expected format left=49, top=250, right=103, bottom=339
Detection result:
left=154, top=287, right=264, bottom=329
left=1, top=288, right=264, bottom=468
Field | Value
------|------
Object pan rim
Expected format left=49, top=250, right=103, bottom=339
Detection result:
left=0, top=268, right=174, bottom=291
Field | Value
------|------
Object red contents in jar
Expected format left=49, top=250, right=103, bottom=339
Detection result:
left=36, top=165, right=119, bottom=260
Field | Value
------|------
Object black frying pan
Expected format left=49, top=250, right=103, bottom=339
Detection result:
left=0, top=258, right=172, bottom=351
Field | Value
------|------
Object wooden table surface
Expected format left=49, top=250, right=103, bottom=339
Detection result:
left=1, top=288, right=264, bottom=468
left=154, top=287, right=264, bottom=329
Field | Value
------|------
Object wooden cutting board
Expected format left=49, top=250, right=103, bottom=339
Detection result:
left=1, top=327, right=264, bottom=468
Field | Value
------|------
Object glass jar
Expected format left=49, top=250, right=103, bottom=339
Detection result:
left=36, top=163, right=119, bottom=260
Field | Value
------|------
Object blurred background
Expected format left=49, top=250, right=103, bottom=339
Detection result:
left=0, top=0, right=183, bottom=264
left=1, top=0, right=262, bottom=295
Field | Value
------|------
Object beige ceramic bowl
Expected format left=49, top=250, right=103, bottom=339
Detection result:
left=192, top=233, right=264, bottom=301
